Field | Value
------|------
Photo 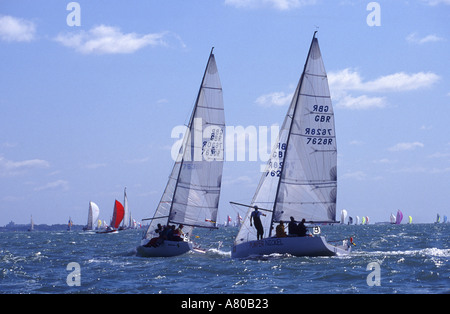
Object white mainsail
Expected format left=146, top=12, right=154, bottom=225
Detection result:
left=142, top=49, right=225, bottom=242
left=86, top=201, right=100, bottom=230
left=122, top=187, right=130, bottom=229
left=235, top=33, right=337, bottom=245
left=390, top=213, right=396, bottom=224
left=340, top=209, right=348, bottom=224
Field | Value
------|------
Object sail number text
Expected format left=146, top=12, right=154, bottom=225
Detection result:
left=265, top=142, right=286, bottom=177
left=312, top=105, right=332, bottom=123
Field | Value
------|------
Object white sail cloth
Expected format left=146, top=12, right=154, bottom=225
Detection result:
left=235, top=35, right=337, bottom=244
left=143, top=52, right=225, bottom=240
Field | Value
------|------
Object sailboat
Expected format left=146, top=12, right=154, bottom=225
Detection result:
left=97, top=200, right=124, bottom=233
left=390, top=213, right=396, bottom=224
left=396, top=210, right=403, bottom=224
left=67, top=217, right=73, bottom=231
left=119, top=187, right=130, bottom=230
left=340, top=209, right=347, bottom=224
left=408, top=215, right=412, bottom=224
left=28, top=215, right=34, bottom=232
left=137, top=48, right=225, bottom=257
left=83, top=201, right=100, bottom=231
left=435, top=213, right=441, bottom=224
left=231, top=33, right=352, bottom=258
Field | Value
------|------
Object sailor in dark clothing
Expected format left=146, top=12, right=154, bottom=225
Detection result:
left=288, top=216, right=299, bottom=236
left=250, top=206, right=266, bottom=240
left=297, top=218, right=307, bottom=237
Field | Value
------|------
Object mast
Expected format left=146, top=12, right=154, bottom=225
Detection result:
left=167, top=47, right=216, bottom=228
left=268, top=33, right=317, bottom=237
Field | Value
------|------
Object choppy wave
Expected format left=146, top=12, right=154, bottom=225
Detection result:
left=0, top=224, right=449, bottom=294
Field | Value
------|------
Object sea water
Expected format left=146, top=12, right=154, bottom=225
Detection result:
left=0, top=224, right=448, bottom=294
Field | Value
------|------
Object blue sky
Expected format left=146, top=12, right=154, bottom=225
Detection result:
left=0, top=0, right=449, bottom=225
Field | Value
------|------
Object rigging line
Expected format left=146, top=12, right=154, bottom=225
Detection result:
left=229, top=201, right=272, bottom=213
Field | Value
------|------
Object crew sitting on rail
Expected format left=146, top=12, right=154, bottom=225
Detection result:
left=276, top=221, right=287, bottom=238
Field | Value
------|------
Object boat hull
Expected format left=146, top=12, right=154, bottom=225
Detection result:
left=96, top=229, right=118, bottom=234
left=231, top=236, right=351, bottom=259
left=136, top=240, right=193, bottom=257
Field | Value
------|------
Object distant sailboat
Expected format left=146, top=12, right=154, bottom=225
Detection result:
left=236, top=213, right=242, bottom=228
left=408, top=215, right=413, bottom=224
left=110, top=200, right=124, bottom=229
left=355, top=216, right=360, bottom=225
left=97, top=200, right=124, bottom=233
left=340, top=209, right=347, bottom=224
left=120, top=187, right=130, bottom=230
left=83, top=202, right=100, bottom=231
left=67, top=217, right=73, bottom=231
left=225, top=215, right=232, bottom=227
left=231, top=33, right=352, bottom=258
left=396, top=210, right=403, bottom=225
left=444, top=216, right=448, bottom=223
left=28, top=215, right=34, bottom=232
left=390, top=213, right=396, bottom=224
left=137, top=48, right=225, bottom=257
left=436, top=214, right=441, bottom=224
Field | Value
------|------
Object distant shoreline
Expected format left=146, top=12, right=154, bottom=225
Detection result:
left=0, top=223, right=85, bottom=232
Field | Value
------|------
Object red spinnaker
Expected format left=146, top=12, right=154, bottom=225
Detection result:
left=111, top=200, right=125, bottom=229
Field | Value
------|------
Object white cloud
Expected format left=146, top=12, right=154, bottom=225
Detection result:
left=0, top=156, right=50, bottom=176
left=255, top=91, right=293, bottom=107
left=224, top=0, right=317, bottom=10
left=328, top=68, right=440, bottom=93
left=255, top=69, right=440, bottom=110
left=406, top=32, right=445, bottom=44
left=328, top=69, right=440, bottom=110
left=0, top=15, right=36, bottom=42
left=34, top=180, right=69, bottom=192
left=55, top=25, right=175, bottom=54
left=333, top=92, right=387, bottom=110
left=388, top=142, right=424, bottom=152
